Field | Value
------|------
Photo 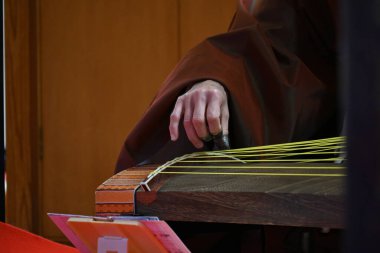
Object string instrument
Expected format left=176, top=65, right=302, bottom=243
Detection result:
left=95, top=137, right=345, bottom=229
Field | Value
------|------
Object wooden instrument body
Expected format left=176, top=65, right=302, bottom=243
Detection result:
left=96, top=163, right=345, bottom=229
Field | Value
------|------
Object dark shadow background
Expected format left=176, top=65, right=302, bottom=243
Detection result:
left=1, top=0, right=5, bottom=222
left=343, top=0, right=380, bottom=252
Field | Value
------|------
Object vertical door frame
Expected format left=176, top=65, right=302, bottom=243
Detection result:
left=5, top=0, right=41, bottom=233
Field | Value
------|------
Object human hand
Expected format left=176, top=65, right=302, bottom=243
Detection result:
left=169, top=80, right=229, bottom=149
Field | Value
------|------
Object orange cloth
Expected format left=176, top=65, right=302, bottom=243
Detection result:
left=0, top=222, right=79, bottom=253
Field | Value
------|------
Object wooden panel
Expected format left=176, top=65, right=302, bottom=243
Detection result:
left=5, top=0, right=39, bottom=232
left=5, top=0, right=240, bottom=241
left=39, top=0, right=179, bottom=241
left=93, top=163, right=345, bottom=228
left=136, top=164, right=345, bottom=228
left=179, top=0, right=236, bottom=56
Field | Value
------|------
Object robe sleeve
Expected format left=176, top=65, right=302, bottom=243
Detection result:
left=115, top=0, right=339, bottom=173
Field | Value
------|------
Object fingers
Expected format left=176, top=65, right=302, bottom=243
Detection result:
left=206, top=95, right=222, bottom=135
left=169, top=97, right=183, bottom=141
left=183, top=94, right=204, bottom=149
left=169, top=80, right=229, bottom=149
left=221, top=102, right=229, bottom=135
left=192, top=92, right=209, bottom=140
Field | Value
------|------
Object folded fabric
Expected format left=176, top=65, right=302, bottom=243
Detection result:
left=0, top=222, right=79, bottom=253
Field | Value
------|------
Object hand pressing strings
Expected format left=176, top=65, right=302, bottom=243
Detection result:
left=169, top=80, right=230, bottom=150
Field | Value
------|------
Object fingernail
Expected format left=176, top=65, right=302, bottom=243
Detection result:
left=201, top=135, right=213, bottom=142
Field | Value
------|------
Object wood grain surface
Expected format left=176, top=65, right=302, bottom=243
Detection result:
left=5, top=0, right=40, bottom=232
left=38, top=0, right=179, bottom=241
left=5, top=0, right=236, bottom=241
left=136, top=163, right=345, bottom=228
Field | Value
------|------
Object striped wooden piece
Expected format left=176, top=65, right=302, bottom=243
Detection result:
left=95, top=166, right=155, bottom=216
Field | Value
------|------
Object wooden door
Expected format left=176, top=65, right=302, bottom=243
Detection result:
left=6, top=0, right=235, bottom=242
left=38, top=0, right=181, bottom=241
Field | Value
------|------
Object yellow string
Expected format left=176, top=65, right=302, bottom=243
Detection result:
left=216, top=143, right=344, bottom=154
left=159, top=171, right=345, bottom=177
left=166, top=165, right=344, bottom=170
left=142, top=136, right=346, bottom=181
left=209, top=136, right=344, bottom=153
left=191, top=151, right=342, bottom=159
left=198, top=146, right=342, bottom=157
left=178, top=157, right=341, bottom=163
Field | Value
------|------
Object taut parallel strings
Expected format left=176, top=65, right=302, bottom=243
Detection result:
left=145, top=136, right=346, bottom=179
left=159, top=171, right=345, bottom=177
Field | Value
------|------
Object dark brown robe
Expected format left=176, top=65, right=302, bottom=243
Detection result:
left=116, top=0, right=339, bottom=173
